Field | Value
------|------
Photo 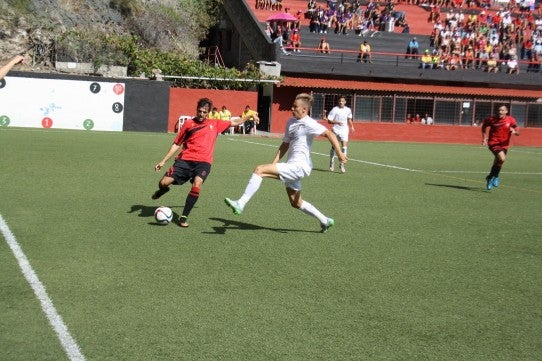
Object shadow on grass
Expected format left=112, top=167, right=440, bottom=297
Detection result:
left=129, top=204, right=156, bottom=217
left=205, top=217, right=319, bottom=234
left=425, top=183, right=485, bottom=192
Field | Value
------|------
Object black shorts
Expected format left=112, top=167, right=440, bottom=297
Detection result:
left=165, top=160, right=211, bottom=185
left=489, top=145, right=508, bottom=155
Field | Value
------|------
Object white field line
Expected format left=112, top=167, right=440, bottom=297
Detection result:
left=0, top=214, right=86, bottom=361
left=230, top=138, right=542, bottom=175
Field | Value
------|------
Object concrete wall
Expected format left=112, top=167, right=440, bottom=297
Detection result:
left=217, top=0, right=276, bottom=68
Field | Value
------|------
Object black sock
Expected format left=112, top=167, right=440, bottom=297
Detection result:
left=489, top=165, right=501, bottom=178
left=181, top=187, right=200, bottom=219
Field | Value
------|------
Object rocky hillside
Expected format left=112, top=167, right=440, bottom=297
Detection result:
left=0, top=0, right=218, bottom=74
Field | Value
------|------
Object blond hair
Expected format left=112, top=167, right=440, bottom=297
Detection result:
left=295, top=93, right=313, bottom=108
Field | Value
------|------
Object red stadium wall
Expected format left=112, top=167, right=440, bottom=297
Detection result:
left=168, top=88, right=258, bottom=132
left=270, top=87, right=542, bottom=146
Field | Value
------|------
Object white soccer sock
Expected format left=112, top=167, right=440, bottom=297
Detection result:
left=238, top=173, right=263, bottom=207
left=299, top=200, right=327, bottom=224
left=330, top=148, right=336, bottom=162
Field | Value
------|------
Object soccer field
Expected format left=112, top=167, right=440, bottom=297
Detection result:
left=1, top=128, right=541, bottom=360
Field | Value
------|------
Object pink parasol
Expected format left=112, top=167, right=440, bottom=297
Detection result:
left=266, top=12, right=297, bottom=22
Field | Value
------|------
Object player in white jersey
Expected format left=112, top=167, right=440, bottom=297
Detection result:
left=225, top=93, right=347, bottom=233
left=326, top=96, right=355, bottom=173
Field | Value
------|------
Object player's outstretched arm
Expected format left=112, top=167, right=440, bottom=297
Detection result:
left=322, top=129, right=347, bottom=164
left=0, top=55, right=24, bottom=80
left=230, top=114, right=252, bottom=127
left=155, top=143, right=181, bottom=171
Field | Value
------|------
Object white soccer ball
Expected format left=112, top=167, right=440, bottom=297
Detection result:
left=154, top=206, right=173, bottom=224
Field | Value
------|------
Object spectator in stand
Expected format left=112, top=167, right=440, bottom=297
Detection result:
left=264, top=23, right=273, bottom=38
left=505, top=55, right=520, bottom=74
left=486, top=54, right=499, bottom=73
left=307, top=0, right=317, bottom=17
left=209, top=107, right=220, bottom=119
left=290, top=28, right=302, bottom=53
left=412, top=114, right=422, bottom=124
left=357, top=40, right=372, bottom=63
left=432, top=49, right=444, bottom=69
left=420, top=49, right=433, bottom=69
left=405, top=113, right=413, bottom=124
left=317, top=37, right=331, bottom=53
left=219, top=105, right=233, bottom=135
left=527, top=51, right=541, bottom=73
left=406, top=37, right=419, bottom=59
left=319, top=8, right=331, bottom=34
left=422, top=113, right=434, bottom=125
left=272, top=25, right=284, bottom=45
left=521, top=37, right=534, bottom=60
left=309, top=13, right=320, bottom=33
left=464, top=45, right=476, bottom=69
left=446, top=51, right=462, bottom=70
left=241, top=105, right=260, bottom=134
left=219, top=105, right=231, bottom=121
left=476, top=48, right=490, bottom=70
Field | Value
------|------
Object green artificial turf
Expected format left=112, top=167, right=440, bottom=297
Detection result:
left=1, top=128, right=541, bottom=360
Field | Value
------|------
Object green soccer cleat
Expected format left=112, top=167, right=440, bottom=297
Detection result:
left=485, top=176, right=494, bottom=191
left=320, top=218, right=335, bottom=233
left=225, top=197, right=243, bottom=215
left=492, top=177, right=499, bottom=187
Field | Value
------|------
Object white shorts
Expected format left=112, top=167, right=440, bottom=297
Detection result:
left=276, top=163, right=309, bottom=191
left=334, top=130, right=349, bottom=142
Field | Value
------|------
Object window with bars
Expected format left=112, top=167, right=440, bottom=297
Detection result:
left=310, top=91, right=542, bottom=128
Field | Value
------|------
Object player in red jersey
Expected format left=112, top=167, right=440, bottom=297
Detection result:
left=481, top=105, right=520, bottom=190
left=152, top=98, right=250, bottom=227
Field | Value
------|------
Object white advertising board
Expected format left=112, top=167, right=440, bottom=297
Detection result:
left=0, top=77, right=125, bottom=131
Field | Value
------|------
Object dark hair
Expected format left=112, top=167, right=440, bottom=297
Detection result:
left=197, top=98, right=212, bottom=111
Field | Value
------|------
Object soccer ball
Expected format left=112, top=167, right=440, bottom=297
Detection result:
left=154, top=206, right=173, bottom=224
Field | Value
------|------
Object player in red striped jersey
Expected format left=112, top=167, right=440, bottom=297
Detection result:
left=481, top=105, right=520, bottom=190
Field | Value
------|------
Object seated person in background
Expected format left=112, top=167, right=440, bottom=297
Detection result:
left=486, top=54, right=499, bottom=73
left=209, top=107, right=220, bottom=119
left=357, top=40, right=372, bottom=63
left=422, top=113, right=434, bottom=125
left=431, top=49, right=444, bottom=69
left=405, top=113, right=413, bottom=124
left=411, top=113, right=422, bottom=124
left=405, top=37, right=419, bottom=59
left=420, top=49, right=433, bottom=69
left=528, top=51, right=541, bottom=73
left=307, top=0, right=317, bottom=16
left=464, top=46, right=475, bottom=69
left=241, top=105, right=260, bottom=134
left=476, top=48, right=490, bottom=70
left=505, top=55, right=519, bottom=74
left=445, top=51, right=462, bottom=70
left=290, top=28, right=302, bottom=52
left=317, top=37, right=330, bottom=53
